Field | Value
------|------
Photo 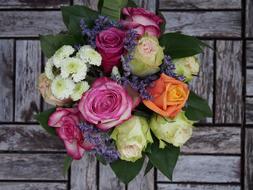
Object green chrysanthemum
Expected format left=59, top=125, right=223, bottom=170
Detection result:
left=70, top=81, right=90, bottom=101
left=77, top=45, right=102, bottom=66
left=51, top=76, right=75, bottom=100
left=53, top=45, right=75, bottom=68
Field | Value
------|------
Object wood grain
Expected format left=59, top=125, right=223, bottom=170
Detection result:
left=247, top=41, right=253, bottom=67
left=157, top=184, right=241, bottom=190
left=157, top=156, right=241, bottom=183
left=247, top=69, right=253, bottom=96
left=0, top=11, right=65, bottom=37
left=0, top=153, right=66, bottom=180
left=0, top=124, right=64, bottom=151
left=0, top=40, right=14, bottom=122
left=162, top=11, right=241, bottom=37
left=246, top=0, right=253, bottom=37
left=215, top=41, right=242, bottom=123
left=190, top=41, right=214, bottom=123
left=71, top=154, right=97, bottom=190
left=15, top=40, right=41, bottom=122
left=245, top=128, right=253, bottom=190
left=0, top=183, right=67, bottom=190
left=159, top=0, right=241, bottom=9
left=182, top=127, right=241, bottom=154
left=73, top=0, right=98, bottom=10
left=128, top=159, right=154, bottom=190
left=99, top=165, right=125, bottom=190
left=0, top=0, right=70, bottom=9
left=246, top=98, right=253, bottom=124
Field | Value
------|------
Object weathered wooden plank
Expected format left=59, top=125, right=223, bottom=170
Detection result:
left=157, top=156, right=241, bottom=183
left=0, top=11, right=65, bottom=37
left=247, top=69, right=253, bottom=95
left=190, top=41, right=214, bottom=123
left=157, top=184, right=241, bottom=190
left=182, top=127, right=241, bottom=154
left=247, top=41, right=253, bottom=67
left=245, top=128, right=253, bottom=190
left=0, top=0, right=70, bottom=9
left=128, top=159, right=154, bottom=190
left=215, top=41, right=242, bottom=123
left=0, top=183, right=67, bottom=190
left=0, top=125, right=64, bottom=151
left=246, top=98, right=253, bottom=124
left=0, top=40, right=14, bottom=122
left=0, top=154, right=66, bottom=180
left=159, top=0, right=241, bottom=9
left=246, top=0, right=253, bottom=37
left=71, top=154, right=97, bottom=190
left=15, top=40, right=41, bottom=122
left=73, top=0, right=98, bottom=10
left=99, top=164, right=125, bottom=190
left=162, top=11, right=241, bottom=37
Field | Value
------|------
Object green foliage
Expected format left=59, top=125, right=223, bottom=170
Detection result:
left=63, top=156, right=73, bottom=176
left=147, top=140, right=179, bottom=180
left=34, top=108, right=56, bottom=136
left=101, top=0, right=128, bottom=20
left=184, top=91, right=213, bottom=121
left=144, top=160, right=153, bottom=176
left=40, top=34, right=80, bottom=58
left=61, top=5, right=98, bottom=35
left=159, top=32, right=209, bottom=59
left=110, top=157, right=144, bottom=184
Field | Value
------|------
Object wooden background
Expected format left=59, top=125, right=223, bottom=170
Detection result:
left=0, top=0, right=252, bottom=189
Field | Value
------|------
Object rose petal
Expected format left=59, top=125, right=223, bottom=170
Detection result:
left=48, top=110, right=70, bottom=127
left=64, top=140, right=85, bottom=160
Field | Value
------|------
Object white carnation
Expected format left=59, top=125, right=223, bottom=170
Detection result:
left=45, top=58, right=55, bottom=80
left=51, top=76, right=75, bottom=100
left=71, top=81, right=90, bottom=101
left=77, top=45, right=102, bottom=66
left=53, top=45, right=75, bottom=68
left=60, top=57, right=88, bottom=82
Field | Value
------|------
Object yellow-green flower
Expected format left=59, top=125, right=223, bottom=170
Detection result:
left=111, top=116, right=153, bottom=162
left=129, top=35, right=164, bottom=77
left=173, top=56, right=200, bottom=82
left=70, top=81, right=90, bottom=101
left=150, top=112, right=194, bottom=148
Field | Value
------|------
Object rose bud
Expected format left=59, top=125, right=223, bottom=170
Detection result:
left=121, top=7, right=164, bottom=37
left=173, top=56, right=200, bottom=82
left=78, top=77, right=134, bottom=131
left=150, top=112, right=194, bottom=148
left=129, top=35, right=164, bottom=77
left=111, top=116, right=153, bottom=162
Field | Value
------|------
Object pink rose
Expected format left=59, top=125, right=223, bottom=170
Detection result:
left=121, top=7, right=164, bottom=37
left=48, top=108, right=94, bottom=160
left=78, top=77, right=133, bottom=131
left=96, top=27, right=125, bottom=74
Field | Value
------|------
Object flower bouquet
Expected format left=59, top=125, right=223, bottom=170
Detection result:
left=35, top=0, right=212, bottom=184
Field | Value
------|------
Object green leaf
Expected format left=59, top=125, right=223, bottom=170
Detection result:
left=34, top=108, right=56, bottom=136
left=40, top=33, right=81, bottom=58
left=98, top=0, right=104, bottom=12
left=63, top=156, right=73, bottom=176
left=144, top=160, right=153, bottom=176
left=110, top=157, right=144, bottom=184
left=96, top=154, right=107, bottom=165
left=127, top=0, right=138, bottom=7
left=101, top=0, right=128, bottom=20
left=147, top=141, right=179, bottom=180
left=159, top=32, right=208, bottom=59
left=185, top=91, right=213, bottom=121
left=61, top=5, right=99, bottom=34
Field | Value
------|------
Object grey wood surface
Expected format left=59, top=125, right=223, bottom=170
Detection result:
left=162, top=11, right=241, bottom=37
left=159, top=0, right=241, bottom=9
left=0, top=0, right=250, bottom=189
left=0, top=40, right=14, bottom=122
left=215, top=40, right=242, bottom=124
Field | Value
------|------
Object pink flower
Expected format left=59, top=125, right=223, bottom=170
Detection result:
left=78, top=77, right=133, bottom=131
left=48, top=108, right=94, bottom=160
left=121, top=7, right=164, bottom=37
left=96, top=27, right=125, bottom=74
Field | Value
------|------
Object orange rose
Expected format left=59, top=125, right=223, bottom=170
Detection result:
left=143, top=74, right=189, bottom=118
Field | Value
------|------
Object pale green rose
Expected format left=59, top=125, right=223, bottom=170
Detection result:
left=173, top=56, right=200, bottom=82
left=111, top=116, right=153, bottom=162
left=129, top=35, right=164, bottom=77
left=150, top=112, right=194, bottom=148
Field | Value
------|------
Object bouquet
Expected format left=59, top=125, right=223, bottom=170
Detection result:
left=36, top=0, right=212, bottom=184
